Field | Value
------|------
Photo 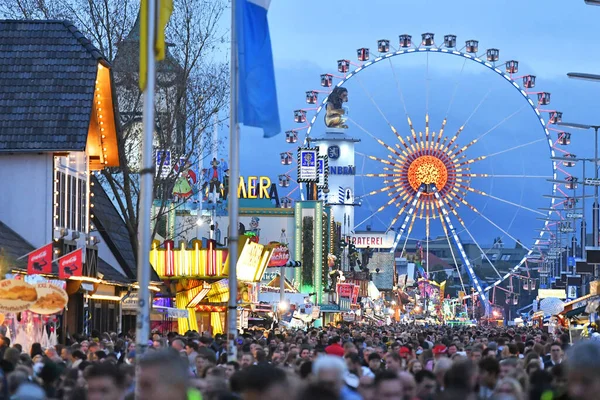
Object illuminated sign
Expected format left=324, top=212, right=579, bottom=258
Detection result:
left=267, top=244, right=290, bottom=267
left=346, top=233, right=395, bottom=248
left=150, top=240, right=229, bottom=279
left=538, top=289, right=566, bottom=300
left=238, top=176, right=274, bottom=199
left=237, top=237, right=274, bottom=282
left=329, top=165, right=355, bottom=175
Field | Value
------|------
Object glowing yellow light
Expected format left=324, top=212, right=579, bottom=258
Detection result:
left=407, top=155, right=448, bottom=193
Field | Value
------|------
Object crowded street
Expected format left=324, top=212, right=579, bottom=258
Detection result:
left=1, top=0, right=600, bottom=399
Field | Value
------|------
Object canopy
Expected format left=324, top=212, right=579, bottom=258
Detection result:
left=263, top=274, right=298, bottom=293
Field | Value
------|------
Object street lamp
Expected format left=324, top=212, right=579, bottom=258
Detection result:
left=567, top=72, right=600, bottom=82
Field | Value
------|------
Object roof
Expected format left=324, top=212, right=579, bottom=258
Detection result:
left=0, top=220, right=129, bottom=283
left=0, top=20, right=109, bottom=152
left=90, top=176, right=160, bottom=282
left=263, top=274, right=298, bottom=292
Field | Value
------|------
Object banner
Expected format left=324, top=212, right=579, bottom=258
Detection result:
left=27, top=243, right=53, bottom=275
left=29, top=283, right=68, bottom=315
left=0, top=279, right=37, bottom=313
left=297, top=148, right=319, bottom=182
left=58, top=249, right=83, bottom=279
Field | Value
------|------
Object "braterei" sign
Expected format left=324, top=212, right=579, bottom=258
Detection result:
left=345, top=232, right=395, bottom=249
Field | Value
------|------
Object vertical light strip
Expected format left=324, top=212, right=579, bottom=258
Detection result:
left=85, top=155, right=90, bottom=234
left=315, top=202, right=323, bottom=304
left=53, top=156, right=59, bottom=233
left=294, top=202, right=302, bottom=285
left=64, top=157, right=69, bottom=229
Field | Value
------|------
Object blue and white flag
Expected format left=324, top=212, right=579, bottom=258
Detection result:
left=236, top=0, right=281, bottom=137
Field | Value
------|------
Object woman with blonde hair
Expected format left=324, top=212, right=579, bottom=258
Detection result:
left=494, top=377, right=525, bottom=400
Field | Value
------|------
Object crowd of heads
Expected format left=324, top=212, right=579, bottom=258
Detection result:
left=0, top=323, right=599, bottom=400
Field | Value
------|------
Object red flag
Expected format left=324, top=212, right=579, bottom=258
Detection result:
left=27, top=243, right=54, bottom=275
left=58, top=248, right=83, bottom=280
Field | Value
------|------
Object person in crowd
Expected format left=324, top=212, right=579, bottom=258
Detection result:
left=499, top=357, right=518, bottom=379
left=240, top=352, right=254, bottom=369
left=544, top=342, right=563, bottom=370
left=493, top=377, right=525, bottom=400
left=86, top=362, right=126, bottom=400
left=373, top=370, right=404, bottom=400
left=432, top=357, right=452, bottom=393
left=325, top=336, right=345, bottom=357
left=407, top=359, right=422, bottom=375
left=367, top=352, right=382, bottom=374
left=414, top=369, right=436, bottom=400
left=398, top=371, right=417, bottom=400
left=137, top=348, right=200, bottom=400
left=565, top=340, right=600, bottom=400
left=313, top=355, right=361, bottom=400
left=225, top=361, right=240, bottom=379
left=384, top=352, right=402, bottom=373
left=235, top=364, right=290, bottom=400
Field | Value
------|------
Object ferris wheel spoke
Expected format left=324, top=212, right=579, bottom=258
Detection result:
left=354, top=75, right=394, bottom=127
left=348, top=117, right=407, bottom=160
left=466, top=174, right=551, bottom=179
left=425, top=52, right=430, bottom=122
left=444, top=57, right=469, bottom=117
left=436, top=202, right=467, bottom=295
left=388, top=57, right=409, bottom=117
left=460, top=198, right=531, bottom=251
left=452, top=210, right=503, bottom=280
left=458, top=184, right=545, bottom=216
left=400, top=212, right=418, bottom=256
left=425, top=203, right=431, bottom=278
left=433, top=190, right=490, bottom=312
left=388, top=189, right=424, bottom=252
left=471, top=104, right=528, bottom=144
left=479, top=138, right=547, bottom=159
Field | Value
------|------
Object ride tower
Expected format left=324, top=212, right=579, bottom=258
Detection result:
left=312, top=129, right=360, bottom=238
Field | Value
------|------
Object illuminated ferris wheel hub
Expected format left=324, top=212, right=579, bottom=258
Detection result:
left=408, top=155, right=447, bottom=191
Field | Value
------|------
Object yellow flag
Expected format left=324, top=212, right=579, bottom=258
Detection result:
left=139, top=0, right=173, bottom=91
left=156, top=0, right=173, bottom=61
left=139, top=0, right=149, bottom=91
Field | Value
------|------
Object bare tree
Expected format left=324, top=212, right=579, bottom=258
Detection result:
left=1, top=0, right=230, bottom=258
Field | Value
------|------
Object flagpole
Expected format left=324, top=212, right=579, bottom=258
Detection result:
left=227, top=0, right=240, bottom=362
left=135, top=0, right=156, bottom=359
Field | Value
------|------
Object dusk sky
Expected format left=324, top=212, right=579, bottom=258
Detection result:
left=233, top=0, right=600, bottom=250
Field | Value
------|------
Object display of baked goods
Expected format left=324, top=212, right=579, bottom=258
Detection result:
left=33, top=292, right=66, bottom=310
left=0, top=285, right=37, bottom=302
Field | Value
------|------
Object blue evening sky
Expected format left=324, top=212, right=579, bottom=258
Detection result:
left=234, top=0, right=600, bottom=249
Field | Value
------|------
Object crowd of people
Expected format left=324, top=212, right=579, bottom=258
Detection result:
left=0, top=323, right=599, bottom=400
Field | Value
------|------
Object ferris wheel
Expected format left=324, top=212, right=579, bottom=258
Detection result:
left=277, top=33, right=574, bottom=311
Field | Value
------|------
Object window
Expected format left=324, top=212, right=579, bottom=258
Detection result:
left=55, top=171, right=87, bottom=233
left=501, top=254, right=511, bottom=261
left=57, top=172, right=67, bottom=228
left=489, top=253, right=498, bottom=261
